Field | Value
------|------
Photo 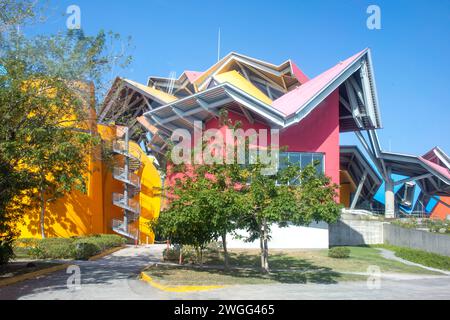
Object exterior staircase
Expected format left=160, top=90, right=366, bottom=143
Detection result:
left=111, top=127, right=142, bottom=241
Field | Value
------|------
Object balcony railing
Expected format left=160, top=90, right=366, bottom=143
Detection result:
left=113, top=167, right=141, bottom=188
left=112, top=192, right=140, bottom=214
left=112, top=140, right=142, bottom=162
left=112, top=219, right=138, bottom=240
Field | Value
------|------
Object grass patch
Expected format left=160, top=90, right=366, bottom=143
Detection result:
left=13, top=234, right=126, bottom=261
left=144, top=264, right=366, bottom=286
left=145, top=246, right=441, bottom=287
left=201, top=247, right=439, bottom=275
left=375, top=244, right=450, bottom=271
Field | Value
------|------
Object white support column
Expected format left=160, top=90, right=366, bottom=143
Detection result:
left=385, top=168, right=395, bottom=219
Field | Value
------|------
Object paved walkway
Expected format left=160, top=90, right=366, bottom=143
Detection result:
left=377, top=248, right=450, bottom=275
left=0, top=245, right=172, bottom=300
left=1, top=245, right=449, bottom=300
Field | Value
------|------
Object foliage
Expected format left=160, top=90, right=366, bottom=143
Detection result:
left=73, top=242, right=101, bottom=260
left=162, top=247, right=180, bottom=262
left=237, top=151, right=342, bottom=272
left=391, top=218, right=450, bottom=234
left=328, top=247, right=351, bottom=259
left=15, top=234, right=125, bottom=260
left=391, top=219, right=419, bottom=229
left=379, top=244, right=450, bottom=271
left=0, top=239, right=15, bottom=265
left=0, top=1, right=132, bottom=244
left=163, top=244, right=223, bottom=265
left=425, top=219, right=450, bottom=234
left=152, top=111, right=342, bottom=273
left=0, top=0, right=43, bottom=33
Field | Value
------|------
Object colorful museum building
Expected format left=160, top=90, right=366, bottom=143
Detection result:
left=20, top=48, right=450, bottom=244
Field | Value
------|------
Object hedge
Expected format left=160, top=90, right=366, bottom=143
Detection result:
left=14, top=234, right=126, bottom=260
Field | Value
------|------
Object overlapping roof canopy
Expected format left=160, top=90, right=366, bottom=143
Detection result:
left=142, top=48, right=382, bottom=133
left=340, top=146, right=383, bottom=204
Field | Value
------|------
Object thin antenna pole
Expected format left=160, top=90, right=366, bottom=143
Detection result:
left=217, top=28, right=221, bottom=62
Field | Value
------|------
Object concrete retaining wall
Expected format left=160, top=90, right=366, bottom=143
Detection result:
left=329, top=214, right=384, bottom=246
left=383, top=224, right=450, bottom=256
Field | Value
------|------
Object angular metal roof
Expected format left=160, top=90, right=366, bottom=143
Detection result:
left=143, top=49, right=383, bottom=134
left=379, top=151, right=450, bottom=197
left=340, top=146, right=382, bottom=202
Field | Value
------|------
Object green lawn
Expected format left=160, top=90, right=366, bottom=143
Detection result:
left=374, top=244, right=450, bottom=271
left=144, top=264, right=365, bottom=286
left=202, top=247, right=440, bottom=274
left=145, top=246, right=440, bottom=287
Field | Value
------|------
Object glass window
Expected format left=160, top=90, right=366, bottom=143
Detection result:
left=279, top=152, right=289, bottom=170
left=289, top=153, right=301, bottom=166
left=277, top=152, right=324, bottom=174
left=313, top=153, right=324, bottom=174
left=301, top=153, right=313, bottom=169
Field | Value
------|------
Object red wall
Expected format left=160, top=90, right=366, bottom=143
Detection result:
left=171, top=89, right=341, bottom=200
left=204, top=89, right=340, bottom=190
left=279, top=89, right=340, bottom=188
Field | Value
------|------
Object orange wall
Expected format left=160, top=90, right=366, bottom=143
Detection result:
left=431, top=197, right=450, bottom=220
left=18, top=124, right=162, bottom=242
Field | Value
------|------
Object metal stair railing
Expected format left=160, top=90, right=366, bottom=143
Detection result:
left=112, top=192, right=140, bottom=214
left=111, top=127, right=143, bottom=241
left=113, top=167, right=141, bottom=188
left=112, top=140, right=142, bottom=166
left=112, top=219, right=138, bottom=240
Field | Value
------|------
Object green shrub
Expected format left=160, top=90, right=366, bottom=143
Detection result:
left=425, top=219, right=450, bottom=234
left=163, top=247, right=180, bottom=262
left=205, top=242, right=222, bottom=254
left=14, top=238, right=40, bottom=248
left=17, top=234, right=125, bottom=260
left=328, top=247, right=351, bottom=259
left=74, top=242, right=101, bottom=260
left=181, top=245, right=198, bottom=264
left=29, top=238, right=76, bottom=259
left=392, top=219, right=419, bottom=229
left=384, top=245, right=450, bottom=271
left=0, top=240, right=15, bottom=265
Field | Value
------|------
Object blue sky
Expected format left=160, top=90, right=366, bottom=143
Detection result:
left=30, top=0, right=450, bottom=156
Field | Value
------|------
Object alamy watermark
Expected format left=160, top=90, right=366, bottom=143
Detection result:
left=66, top=265, right=81, bottom=291
left=367, top=5, right=381, bottom=30
left=66, top=5, right=81, bottom=30
left=366, top=265, right=381, bottom=289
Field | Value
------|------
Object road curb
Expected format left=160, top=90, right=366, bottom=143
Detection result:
left=139, top=271, right=225, bottom=293
left=0, top=263, right=70, bottom=288
left=88, top=246, right=126, bottom=261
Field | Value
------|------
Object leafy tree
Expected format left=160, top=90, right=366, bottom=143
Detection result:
left=241, top=161, right=342, bottom=273
left=153, top=176, right=218, bottom=265
left=0, top=2, right=132, bottom=243
left=153, top=112, right=342, bottom=273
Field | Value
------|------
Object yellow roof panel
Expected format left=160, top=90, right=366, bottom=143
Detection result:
left=124, top=79, right=178, bottom=104
left=214, top=70, right=272, bottom=105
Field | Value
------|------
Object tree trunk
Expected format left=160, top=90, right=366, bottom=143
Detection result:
left=39, top=188, right=46, bottom=239
left=263, top=221, right=269, bottom=272
left=222, top=233, right=229, bottom=270
left=259, top=223, right=267, bottom=273
left=178, top=246, right=183, bottom=265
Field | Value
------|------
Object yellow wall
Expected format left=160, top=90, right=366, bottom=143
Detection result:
left=18, top=124, right=162, bottom=243
left=339, top=183, right=352, bottom=208
left=339, top=170, right=356, bottom=208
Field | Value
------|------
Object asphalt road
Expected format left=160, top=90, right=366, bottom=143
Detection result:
left=1, top=245, right=449, bottom=300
